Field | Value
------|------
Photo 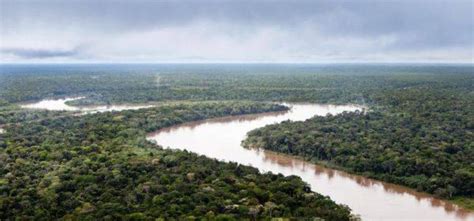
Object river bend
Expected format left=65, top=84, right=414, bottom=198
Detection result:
left=147, top=104, right=473, bottom=221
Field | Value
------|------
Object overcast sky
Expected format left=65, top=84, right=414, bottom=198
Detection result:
left=1, top=0, right=473, bottom=63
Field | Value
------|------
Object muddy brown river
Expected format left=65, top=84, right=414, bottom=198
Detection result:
left=19, top=99, right=473, bottom=220
left=147, top=104, right=474, bottom=221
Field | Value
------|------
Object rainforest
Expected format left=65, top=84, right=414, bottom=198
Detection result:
left=0, top=64, right=473, bottom=221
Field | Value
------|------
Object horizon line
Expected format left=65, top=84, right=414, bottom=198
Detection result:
left=1, top=61, right=473, bottom=65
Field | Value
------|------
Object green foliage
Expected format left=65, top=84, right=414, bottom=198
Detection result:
left=0, top=102, right=351, bottom=220
left=1, top=63, right=473, bottom=217
left=244, top=78, right=474, bottom=200
left=2, top=64, right=472, bottom=105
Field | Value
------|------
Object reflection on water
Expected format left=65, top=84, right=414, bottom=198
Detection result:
left=147, top=104, right=474, bottom=221
left=20, top=97, right=154, bottom=113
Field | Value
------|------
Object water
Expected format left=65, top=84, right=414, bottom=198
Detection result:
left=16, top=96, right=474, bottom=220
left=20, top=97, right=154, bottom=113
left=147, top=104, right=474, bottom=221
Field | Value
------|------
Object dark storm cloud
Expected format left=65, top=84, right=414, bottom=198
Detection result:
left=1, top=1, right=331, bottom=30
left=1, top=48, right=81, bottom=59
left=1, top=0, right=472, bottom=62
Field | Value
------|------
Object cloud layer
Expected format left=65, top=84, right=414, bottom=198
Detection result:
left=1, top=0, right=472, bottom=63
left=1, top=48, right=81, bottom=59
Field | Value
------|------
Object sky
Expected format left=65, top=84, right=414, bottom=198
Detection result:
left=0, top=0, right=473, bottom=63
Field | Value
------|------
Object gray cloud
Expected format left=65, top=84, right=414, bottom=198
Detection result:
left=1, top=0, right=472, bottom=62
left=1, top=47, right=81, bottom=59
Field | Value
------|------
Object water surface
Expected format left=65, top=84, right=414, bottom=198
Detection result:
left=20, top=97, right=154, bottom=113
left=147, top=104, right=473, bottom=221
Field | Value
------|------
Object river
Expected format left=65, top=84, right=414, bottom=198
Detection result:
left=20, top=97, right=154, bottom=113
left=18, top=98, right=473, bottom=220
left=147, top=104, right=474, bottom=221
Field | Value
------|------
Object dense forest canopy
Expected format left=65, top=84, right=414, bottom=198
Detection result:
left=243, top=66, right=474, bottom=209
left=0, top=101, right=355, bottom=220
left=0, top=63, right=473, bottom=218
left=1, top=64, right=472, bottom=105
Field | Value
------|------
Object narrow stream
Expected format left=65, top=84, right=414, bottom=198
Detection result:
left=147, top=104, right=474, bottom=221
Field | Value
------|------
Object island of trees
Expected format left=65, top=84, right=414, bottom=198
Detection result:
left=243, top=68, right=474, bottom=209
